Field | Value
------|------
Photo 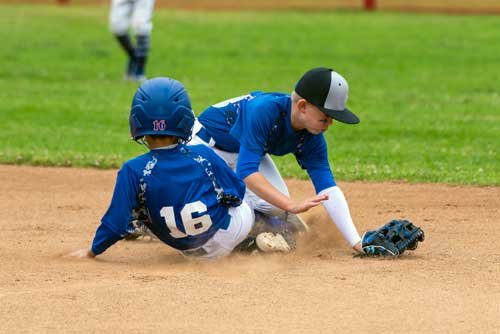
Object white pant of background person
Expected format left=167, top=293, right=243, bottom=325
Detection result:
left=190, top=119, right=291, bottom=220
left=183, top=200, right=254, bottom=259
left=109, top=0, right=155, bottom=81
left=109, top=0, right=155, bottom=36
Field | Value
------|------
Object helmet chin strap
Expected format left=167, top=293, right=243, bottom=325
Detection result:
left=181, top=134, right=192, bottom=144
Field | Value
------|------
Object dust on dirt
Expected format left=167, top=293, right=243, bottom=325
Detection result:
left=0, top=164, right=499, bottom=333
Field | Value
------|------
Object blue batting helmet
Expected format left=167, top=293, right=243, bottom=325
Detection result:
left=129, top=77, right=195, bottom=141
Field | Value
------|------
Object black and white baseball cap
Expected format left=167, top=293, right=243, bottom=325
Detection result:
left=295, top=67, right=360, bottom=124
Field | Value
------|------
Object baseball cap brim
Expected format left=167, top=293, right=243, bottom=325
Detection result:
left=319, top=106, right=360, bottom=124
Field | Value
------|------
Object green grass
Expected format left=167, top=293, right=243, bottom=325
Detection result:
left=0, top=5, right=498, bottom=184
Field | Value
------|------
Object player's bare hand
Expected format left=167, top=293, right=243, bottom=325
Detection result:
left=288, top=194, right=328, bottom=214
left=65, top=248, right=95, bottom=259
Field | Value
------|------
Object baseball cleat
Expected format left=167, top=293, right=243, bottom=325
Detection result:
left=123, top=58, right=147, bottom=83
left=125, top=74, right=147, bottom=83
left=256, top=232, right=292, bottom=253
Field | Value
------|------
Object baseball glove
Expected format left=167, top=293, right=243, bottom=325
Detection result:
left=359, top=219, right=425, bottom=257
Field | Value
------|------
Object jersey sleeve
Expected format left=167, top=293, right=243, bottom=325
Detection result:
left=236, top=146, right=262, bottom=180
left=91, top=164, right=140, bottom=255
left=231, top=99, right=278, bottom=156
left=231, top=99, right=278, bottom=178
left=296, top=135, right=336, bottom=193
left=90, top=224, right=122, bottom=255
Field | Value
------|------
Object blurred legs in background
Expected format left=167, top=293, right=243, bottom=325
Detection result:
left=109, top=0, right=155, bottom=82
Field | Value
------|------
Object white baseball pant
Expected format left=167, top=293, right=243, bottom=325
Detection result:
left=182, top=200, right=254, bottom=259
left=109, top=0, right=155, bottom=36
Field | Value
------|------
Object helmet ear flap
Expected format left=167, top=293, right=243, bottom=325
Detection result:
left=130, top=105, right=145, bottom=140
left=175, top=105, right=195, bottom=138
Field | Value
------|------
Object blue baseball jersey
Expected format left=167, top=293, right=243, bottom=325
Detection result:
left=91, top=144, right=246, bottom=255
left=198, top=92, right=336, bottom=193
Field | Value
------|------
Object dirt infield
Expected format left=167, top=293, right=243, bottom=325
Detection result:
left=1, top=164, right=499, bottom=333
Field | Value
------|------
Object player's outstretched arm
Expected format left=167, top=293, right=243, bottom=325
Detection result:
left=66, top=223, right=122, bottom=259
left=245, top=172, right=328, bottom=214
left=319, top=186, right=363, bottom=252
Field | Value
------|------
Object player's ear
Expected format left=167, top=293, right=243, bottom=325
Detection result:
left=297, top=99, right=308, bottom=113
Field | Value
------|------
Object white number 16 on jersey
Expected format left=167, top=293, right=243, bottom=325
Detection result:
left=159, top=201, right=213, bottom=238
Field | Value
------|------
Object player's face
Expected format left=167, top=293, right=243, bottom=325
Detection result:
left=303, top=102, right=333, bottom=134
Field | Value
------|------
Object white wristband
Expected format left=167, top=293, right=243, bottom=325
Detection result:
left=319, top=186, right=361, bottom=247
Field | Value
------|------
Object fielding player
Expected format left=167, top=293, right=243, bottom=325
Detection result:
left=192, top=68, right=365, bottom=253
